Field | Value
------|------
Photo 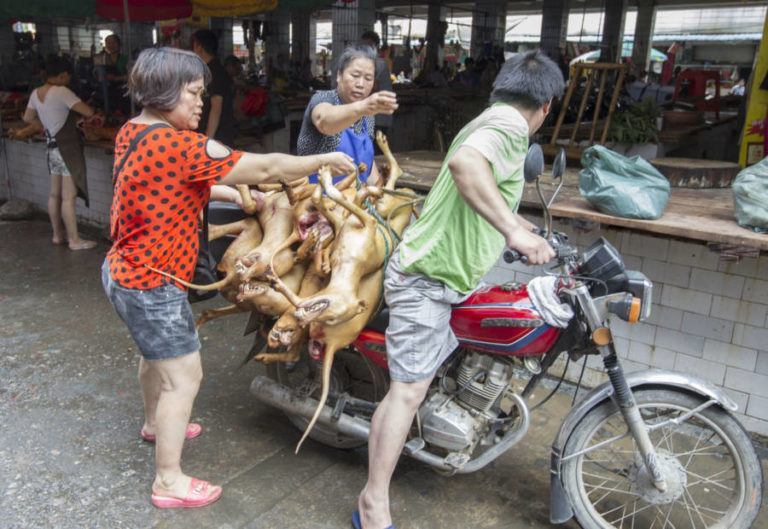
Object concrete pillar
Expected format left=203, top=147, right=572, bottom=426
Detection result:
left=331, top=0, right=375, bottom=63
left=292, top=10, right=312, bottom=79
left=210, top=18, right=234, bottom=59
left=540, top=0, right=569, bottom=60
left=470, top=0, right=507, bottom=59
left=599, top=0, right=628, bottom=63
left=379, top=13, right=389, bottom=45
left=420, top=1, right=446, bottom=79
left=632, top=0, right=656, bottom=75
left=265, top=9, right=291, bottom=71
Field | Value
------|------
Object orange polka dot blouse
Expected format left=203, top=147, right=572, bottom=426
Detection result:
left=107, top=123, right=243, bottom=290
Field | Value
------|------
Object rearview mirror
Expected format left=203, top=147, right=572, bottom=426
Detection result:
left=552, top=148, right=566, bottom=180
left=524, top=143, right=544, bottom=183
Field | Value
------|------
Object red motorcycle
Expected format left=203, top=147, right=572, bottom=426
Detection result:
left=217, top=146, right=763, bottom=528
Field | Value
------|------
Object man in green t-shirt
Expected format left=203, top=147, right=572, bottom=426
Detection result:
left=355, top=50, right=564, bottom=529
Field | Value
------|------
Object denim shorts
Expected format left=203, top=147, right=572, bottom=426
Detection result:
left=101, top=260, right=201, bottom=360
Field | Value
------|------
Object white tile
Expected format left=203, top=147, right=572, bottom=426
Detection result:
left=721, top=387, right=750, bottom=414
left=654, top=328, right=705, bottom=357
left=742, top=278, right=768, bottom=306
left=732, top=324, right=768, bottom=352
left=660, top=284, right=712, bottom=316
left=667, top=240, right=720, bottom=270
left=735, top=414, right=768, bottom=437
left=746, top=395, right=768, bottom=421
left=675, top=353, right=726, bottom=385
left=724, top=367, right=768, bottom=398
left=681, top=312, right=734, bottom=342
left=645, top=305, right=683, bottom=331
left=710, top=296, right=768, bottom=327
left=689, top=268, right=745, bottom=299
left=702, top=340, right=758, bottom=371
left=756, top=351, right=768, bottom=376
left=621, top=232, right=669, bottom=261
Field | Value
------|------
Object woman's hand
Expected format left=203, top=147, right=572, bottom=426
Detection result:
left=234, top=188, right=265, bottom=211
left=359, top=91, right=398, bottom=116
left=320, top=152, right=357, bottom=175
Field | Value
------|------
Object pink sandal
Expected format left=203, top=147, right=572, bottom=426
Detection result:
left=151, top=478, right=222, bottom=509
left=140, top=423, right=203, bottom=443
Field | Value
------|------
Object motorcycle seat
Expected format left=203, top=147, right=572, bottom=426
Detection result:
left=367, top=304, right=390, bottom=334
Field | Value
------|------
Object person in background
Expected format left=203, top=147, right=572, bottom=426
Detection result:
left=103, top=34, right=128, bottom=83
left=191, top=29, right=235, bottom=147
left=360, top=30, right=394, bottom=142
left=354, top=50, right=562, bottom=529
left=14, top=55, right=97, bottom=250
left=297, top=45, right=397, bottom=186
left=454, top=57, right=479, bottom=88
left=103, top=46, right=355, bottom=510
left=731, top=79, right=746, bottom=97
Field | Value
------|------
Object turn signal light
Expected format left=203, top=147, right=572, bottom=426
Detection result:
left=628, top=297, right=642, bottom=323
left=607, top=294, right=643, bottom=323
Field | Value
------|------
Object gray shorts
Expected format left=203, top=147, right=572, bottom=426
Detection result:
left=384, top=252, right=471, bottom=383
left=47, top=146, right=71, bottom=177
left=101, top=260, right=201, bottom=360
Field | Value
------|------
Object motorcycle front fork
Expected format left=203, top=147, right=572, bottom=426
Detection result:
left=574, top=286, right=669, bottom=492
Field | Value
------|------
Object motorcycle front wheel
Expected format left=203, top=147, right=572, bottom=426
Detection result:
left=561, top=388, right=763, bottom=529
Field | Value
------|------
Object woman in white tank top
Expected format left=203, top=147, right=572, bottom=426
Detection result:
left=15, top=56, right=97, bottom=250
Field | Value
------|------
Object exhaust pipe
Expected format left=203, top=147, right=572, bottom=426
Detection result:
left=250, top=375, right=531, bottom=474
left=250, top=375, right=371, bottom=441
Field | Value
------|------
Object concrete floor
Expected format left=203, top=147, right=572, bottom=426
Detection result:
left=0, top=219, right=766, bottom=529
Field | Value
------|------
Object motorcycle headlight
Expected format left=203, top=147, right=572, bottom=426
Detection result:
left=625, top=271, right=653, bottom=321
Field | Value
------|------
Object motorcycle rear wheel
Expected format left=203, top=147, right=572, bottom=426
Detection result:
left=265, top=348, right=387, bottom=450
left=561, top=388, right=763, bottom=529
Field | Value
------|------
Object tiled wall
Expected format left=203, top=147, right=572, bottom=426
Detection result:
left=487, top=215, right=768, bottom=436
left=4, top=139, right=113, bottom=226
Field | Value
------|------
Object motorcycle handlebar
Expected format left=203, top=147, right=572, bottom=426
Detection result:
left=503, top=231, right=577, bottom=266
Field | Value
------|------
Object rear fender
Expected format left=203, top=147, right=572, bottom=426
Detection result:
left=548, top=368, right=738, bottom=524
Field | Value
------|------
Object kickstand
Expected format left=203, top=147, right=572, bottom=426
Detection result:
left=332, top=394, right=348, bottom=422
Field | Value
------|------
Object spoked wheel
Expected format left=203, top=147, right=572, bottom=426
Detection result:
left=265, top=347, right=387, bottom=449
left=562, top=389, right=763, bottom=529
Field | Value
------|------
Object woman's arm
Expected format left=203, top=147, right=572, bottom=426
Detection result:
left=312, top=91, right=398, bottom=136
left=219, top=150, right=356, bottom=186
left=71, top=101, right=95, bottom=118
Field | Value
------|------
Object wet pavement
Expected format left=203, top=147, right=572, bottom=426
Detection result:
left=1, top=219, right=766, bottom=529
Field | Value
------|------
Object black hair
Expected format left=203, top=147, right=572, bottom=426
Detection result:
left=490, top=50, right=565, bottom=110
left=128, top=47, right=211, bottom=111
left=44, top=55, right=72, bottom=79
left=360, top=30, right=380, bottom=48
left=191, top=29, right=218, bottom=56
left=223, top=55, right=241, bottom=67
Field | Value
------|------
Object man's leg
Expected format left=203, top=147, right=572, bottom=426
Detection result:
left=358, top=378, right=432, bottom=529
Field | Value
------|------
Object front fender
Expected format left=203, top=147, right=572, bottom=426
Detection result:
left=548, top=368, right=738, bottom=524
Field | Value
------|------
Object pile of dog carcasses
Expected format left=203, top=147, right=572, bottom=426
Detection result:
left=163, top=132, right=418, bottom=451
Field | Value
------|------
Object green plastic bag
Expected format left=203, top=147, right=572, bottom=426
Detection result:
left=579, top=145, right=670, bottom=220
left=732, top=157, right=768, bottom=233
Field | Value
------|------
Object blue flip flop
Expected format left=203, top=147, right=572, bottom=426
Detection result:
left=352, top=510, right=396, bottom=529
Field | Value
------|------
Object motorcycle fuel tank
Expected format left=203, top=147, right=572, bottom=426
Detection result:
left=450, top=283, right=560, bottom=357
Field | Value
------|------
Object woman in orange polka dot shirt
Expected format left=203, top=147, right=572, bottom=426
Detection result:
left=101, top=47, right=355, bottom=509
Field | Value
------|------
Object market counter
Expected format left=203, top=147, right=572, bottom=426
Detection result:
left=2, top=137, right=116, bottom=227
left=380, top=150, right=768, bottom=254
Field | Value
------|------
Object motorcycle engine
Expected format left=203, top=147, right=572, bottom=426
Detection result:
left=419, top=352, right=513, bottom=452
